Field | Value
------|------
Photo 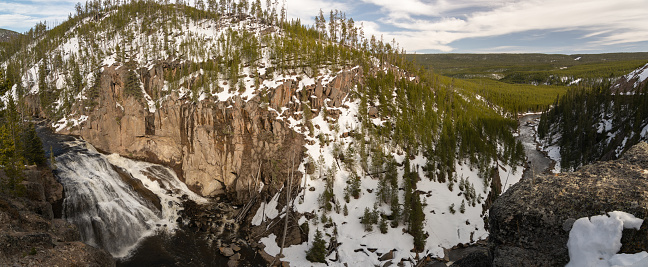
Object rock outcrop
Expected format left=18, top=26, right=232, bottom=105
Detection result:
left=38, top=63, right=360, bottom=202
left=488, top=142, right=648, bottom=266
left=0, top=166, right=114, bottom=266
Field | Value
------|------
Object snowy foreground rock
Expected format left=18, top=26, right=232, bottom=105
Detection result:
left=566, top=211, right=646, bottom=267
left=488, top=142, right=648, bottom=266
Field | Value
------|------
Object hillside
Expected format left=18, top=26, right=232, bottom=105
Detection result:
left=0, top=1, right=525, bottom=266
left=537, top=63, right=648, bottom=172
left=0, top=29, right=20, bottom=42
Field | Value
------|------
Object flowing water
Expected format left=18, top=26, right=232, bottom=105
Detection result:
left=37, top=125, right=264, bottom=266
left=517, top=114, right=554, bottom=179
left=37, top=125, right=205, bottom=259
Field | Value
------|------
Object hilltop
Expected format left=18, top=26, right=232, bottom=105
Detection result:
left=0, top=29, right=20, bottom=42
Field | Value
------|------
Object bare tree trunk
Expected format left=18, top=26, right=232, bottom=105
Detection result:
left=278, top=153, right=295, bottom=261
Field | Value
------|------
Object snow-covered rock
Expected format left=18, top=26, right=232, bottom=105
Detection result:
left=490, top=142, right=648, bottom=266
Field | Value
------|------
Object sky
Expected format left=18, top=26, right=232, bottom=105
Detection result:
left=1, top=0, right=647, bottom=54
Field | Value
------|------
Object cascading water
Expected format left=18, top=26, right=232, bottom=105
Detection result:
left=53, top=138, right=205, bottom=258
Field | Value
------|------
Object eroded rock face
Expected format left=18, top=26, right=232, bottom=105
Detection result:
left=488, top=142, right=648, bottom=266
left=45, top=63, right=360, bottom=201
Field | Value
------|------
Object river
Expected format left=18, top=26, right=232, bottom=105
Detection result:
left=517, top=114, right=554, bottom=180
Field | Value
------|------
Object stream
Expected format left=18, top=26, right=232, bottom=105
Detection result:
left=517, top=114, right=554, bottom=179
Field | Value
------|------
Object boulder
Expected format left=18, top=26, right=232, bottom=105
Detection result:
left=379, top=249, right=394, bottom=261
left=220, top=247, right=235, bottom=257
left=489, top=142, right=648, bottom=266
left=230, top=253, right=241, bottom=260
left=368, top=107, right=379, bottom=118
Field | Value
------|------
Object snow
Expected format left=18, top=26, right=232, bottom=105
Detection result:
left=609, top=252, right=648, bottom=267
left=106, top=153, right=207, bottom=225
left=566, top=211, right=647, bottom=267
left=52, top=115, right=89, bottom=132
left=569, top=78, right=582, bottom=86
left=500, top=164, right=523, bottom=193
left=574, top=57, right=582, bottom=61
left=257, top=67, right=525, bottom=266
left=252, top=190, right=283, bottom=226
left=624, top=63, right=648, bottom=87
left=103, top=54, right=117, bottom=67
left=543, top=144, right=561, bottom=172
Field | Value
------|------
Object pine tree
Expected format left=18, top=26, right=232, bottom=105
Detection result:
left=21, top=124, right=46, bottom=166
left=460, top=200, right=466, bottom=213
left=410, top=192, right=425, bottom=252
left=0, top=125, right=24, bottom=196
left=402, top=155, right=412, bottom=222
left=379, top=216, right=388, bottom=234
left=306, top=229, right=327, bottom=263
left=124, top=61, right=143, bottom=100
left=361, top=207, right=373, bottom=232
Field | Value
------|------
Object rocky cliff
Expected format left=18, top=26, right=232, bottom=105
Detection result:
left=0, top=166, right=114, bottom=266
left=488, top=142, right=648, bottom=266
left=34, top=63, right=360, bottom=203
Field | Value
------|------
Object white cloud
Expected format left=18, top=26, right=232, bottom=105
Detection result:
left=1, top=0, right=646, bottom=52
left=361, top=0, right=648, bottom=52
left=285, top=0, right=349, bottom=25
left=360, top=0, right=502, bottom=17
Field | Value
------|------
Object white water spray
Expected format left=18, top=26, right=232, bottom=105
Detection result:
left=55, top=139, right=205, bottom=258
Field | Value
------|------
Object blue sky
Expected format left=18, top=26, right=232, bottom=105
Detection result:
left=1, top=0, right=647, bottom=54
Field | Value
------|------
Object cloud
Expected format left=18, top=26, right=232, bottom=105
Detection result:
left=362, top=0, right=648, bottom=52
left=285, top=0, right=349, bottom=24
left=0, top=1, right=78, bottom=32
left=360, top=0, right=501, bottom=18
left=1, top=0, right=646, bottom=53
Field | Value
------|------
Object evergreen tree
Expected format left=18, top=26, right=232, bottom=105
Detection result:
left=21, top=124, right=46, bottom=166
left=379, top=216, right=388, bottom=234
left=402, top=155, right=412, bottom=222
left=410, top=192, right=425, bottom=252
left=124, top=60, right=143, bottom=99
left=306, top=229, right=327, bottom=263
left=361, top=207, right=373, bottom=232
left=460, top=200, right=466, bottom=213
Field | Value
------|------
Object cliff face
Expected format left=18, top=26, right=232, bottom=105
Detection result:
left=488, top=142, right=648, bottom=266
left=41, top=63, right=360, bottom=201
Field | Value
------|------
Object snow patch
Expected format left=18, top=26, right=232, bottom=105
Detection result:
left=567, top=211, right=646, bottom=267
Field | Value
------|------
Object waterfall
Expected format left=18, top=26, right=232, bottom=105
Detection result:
left=54, top=139, right=204, bottom=258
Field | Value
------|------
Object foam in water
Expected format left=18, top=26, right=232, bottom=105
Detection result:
left=55, top=139, right=205, bottom=258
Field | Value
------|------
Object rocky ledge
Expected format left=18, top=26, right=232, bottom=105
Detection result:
left=488, top=142, right=648, bottom=266
left=0, top=166, right=114, bottom=266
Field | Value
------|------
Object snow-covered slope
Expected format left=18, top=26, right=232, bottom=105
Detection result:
left=538, top=63, right=648, bottom=171
left=622, top=63, right=648, bottom=88
left=253, top=85, right=522, bottom=265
